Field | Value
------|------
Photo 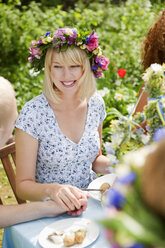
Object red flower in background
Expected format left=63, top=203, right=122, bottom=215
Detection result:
left=117, top=68, right=126, bottom=78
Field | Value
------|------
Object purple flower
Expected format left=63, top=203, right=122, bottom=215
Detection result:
left=118, top=172, right=137, bottom=184
left=107, top=188, right=126, bottom=209
left=53, top=45, right=59, bottom=48
left=153, top=127, right=165, bottom=142
left=68, top=35, right=77, bottom=45
left=94, top=71, right=103, bottom=78
left=28, top=56, right=33, bottom=63
left=95, top=56, right=110, bottom=70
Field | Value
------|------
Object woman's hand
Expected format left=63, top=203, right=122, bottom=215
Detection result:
left=48, top=184, right=88, bottom=212
left=92, top=154, right=110, bottom=175
left=67, top=198, right=88, bottom=216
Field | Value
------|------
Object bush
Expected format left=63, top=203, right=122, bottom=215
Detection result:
left=0, top=0, right=164, bottom=114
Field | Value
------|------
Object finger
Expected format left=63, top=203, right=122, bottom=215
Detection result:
left=67, top=210, right=81, bottom=216
left=77, top=190, right=89, bottom=199
left=58, top=192, right=76, bottom=211
left=64, top=189, right=81, bottom=209
left=80, top=198, right=88, bottom=209
left=69, top=186, right=82, bottom=199
left=53, top=197, right=70, bottom=211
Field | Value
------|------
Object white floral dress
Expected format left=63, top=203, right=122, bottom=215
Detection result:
left=15, top=92, right=106, bottom=188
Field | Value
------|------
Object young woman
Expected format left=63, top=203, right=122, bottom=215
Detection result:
left=15, top=28, right=110, bottom=211
left=0, top=77, right=87, bottom=229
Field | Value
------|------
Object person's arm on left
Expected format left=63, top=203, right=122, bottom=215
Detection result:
left=92, top=124, right=110, bottom=174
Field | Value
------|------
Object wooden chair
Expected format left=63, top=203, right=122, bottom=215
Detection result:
left=0, top=142, right=26, bottom=205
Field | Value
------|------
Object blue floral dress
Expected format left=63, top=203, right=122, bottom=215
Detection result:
left=15, top=92, right=106, bottom=188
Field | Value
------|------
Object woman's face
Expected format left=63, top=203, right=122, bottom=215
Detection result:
left=50, top=51, right=83, bottom=96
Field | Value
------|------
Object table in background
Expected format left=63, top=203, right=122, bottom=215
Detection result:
left=2, top=198, right=110, bottom=248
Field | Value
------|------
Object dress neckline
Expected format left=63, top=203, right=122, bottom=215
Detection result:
left=42, top=93, right=90, bottom=145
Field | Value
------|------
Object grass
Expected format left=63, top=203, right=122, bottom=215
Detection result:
left=0, top=166, right=17, bottom=248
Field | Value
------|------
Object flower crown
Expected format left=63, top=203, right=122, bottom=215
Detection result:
left=28, top=28, right=110, bottom=78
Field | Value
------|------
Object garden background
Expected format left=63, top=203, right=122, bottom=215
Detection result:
left=0, top=0, right=164, bottom=246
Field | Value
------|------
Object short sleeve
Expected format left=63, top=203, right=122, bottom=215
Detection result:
left=98, top=94, right=106, bottom=125
left=15, top=100, right=40, bottom=140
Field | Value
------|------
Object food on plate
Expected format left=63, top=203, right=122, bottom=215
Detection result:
left=63, top=232, right=75, bottom=247
left=100, top=182, right=110, bottom=194
left=47, top=227, right=87, bottom=247
left=75, top=229, right=87, bottom=244
left=48, top=232, right=63, bottom=244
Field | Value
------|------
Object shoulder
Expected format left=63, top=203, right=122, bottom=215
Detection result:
left=89, top=92, right=105, bottom=106
left=23, top=94, right=45, bottom=109
left=20, top=94, right=46, bottom=113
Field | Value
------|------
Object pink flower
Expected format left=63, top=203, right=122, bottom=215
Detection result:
left=117, top=68, right=126, bottom=78
left=29, top=47, right=40, bottom=57
left=95, top=56, right=110, bottom=70
left=31, top=41, right=38, bottom=46
left=86, top=31, right=99, bottom=52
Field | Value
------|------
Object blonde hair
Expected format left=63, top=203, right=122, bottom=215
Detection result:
left=43, top=46, right=96, bottom=103
left=0, top=77, right=16, bottom=126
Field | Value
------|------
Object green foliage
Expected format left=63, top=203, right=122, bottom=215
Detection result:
left=0, top=0, right=164, bottom=122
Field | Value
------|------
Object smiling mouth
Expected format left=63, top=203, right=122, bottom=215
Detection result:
left=61, top=81, right=76, bottom=87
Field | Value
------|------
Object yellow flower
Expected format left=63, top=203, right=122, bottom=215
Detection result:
left=80, top=44, right=87, bottom=49
left=93, top=46, right=102, bottom=56
left=42, top=36, right=53, bottom=44
left=77, top=41, right=83, bottom=46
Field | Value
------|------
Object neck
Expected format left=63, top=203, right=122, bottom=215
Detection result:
left=46, top=93, right=86, bottom=111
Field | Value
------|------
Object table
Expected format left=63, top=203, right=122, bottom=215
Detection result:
left=2, top=198, right=110, bottom=248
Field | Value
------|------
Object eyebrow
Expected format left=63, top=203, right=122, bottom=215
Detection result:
left=52, top=61, right=61, bottom=64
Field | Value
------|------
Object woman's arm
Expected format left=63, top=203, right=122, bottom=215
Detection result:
left=92, top=124, right=110, bottom=174
left=0, top=197, right=88, bottom=229
left=0, top=200, right=66, bottom=229
left=15, top=128, right=88, bottom=212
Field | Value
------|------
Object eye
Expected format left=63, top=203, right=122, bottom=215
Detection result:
left=70, top=65, right=81, bottom=68
left=53, top=65, right=62, bottom=68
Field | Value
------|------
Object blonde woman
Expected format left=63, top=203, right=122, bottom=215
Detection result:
left=0, top=77, right=86, bottom=229
left=15, top=28, right=110, bottom=212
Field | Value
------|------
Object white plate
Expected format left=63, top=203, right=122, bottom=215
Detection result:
left=88, top=174, right=117, bottom=201
left=38, top=217, right=100, bottom=248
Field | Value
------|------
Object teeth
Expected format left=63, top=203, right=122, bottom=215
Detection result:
left=62, top=81, right=75, bottom=86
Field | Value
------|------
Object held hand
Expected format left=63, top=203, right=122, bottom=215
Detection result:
left=67, top=198, right=88, bottom=216
left=48, top=184, right=88, bottom=212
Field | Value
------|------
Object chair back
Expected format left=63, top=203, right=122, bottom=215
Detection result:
left=0, top=142, right=26, bottom=205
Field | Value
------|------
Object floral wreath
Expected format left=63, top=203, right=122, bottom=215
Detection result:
left=28, top=28, right=110, bottom=78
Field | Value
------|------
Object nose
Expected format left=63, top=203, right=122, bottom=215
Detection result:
left=63, top=67, right=72, bottom=79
